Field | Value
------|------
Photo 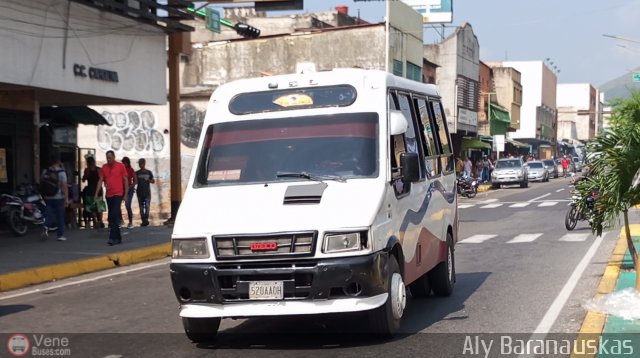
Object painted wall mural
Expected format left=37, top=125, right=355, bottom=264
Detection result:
left=180, top=103, right=205, bottom=148
left=97, top=110, right=167, bottom=154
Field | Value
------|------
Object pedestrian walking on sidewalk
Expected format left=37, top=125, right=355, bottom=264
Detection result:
left=135, top=158, right=155, bottom=227
left=95, top=150, right=129, bottom=246
left=121, top=157, right=137, bottom=229
left=41, top=152, right=69, bottom=241
left=81, top=155, right=105, bottom=229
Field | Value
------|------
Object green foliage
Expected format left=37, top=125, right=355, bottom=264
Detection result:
left=576, top=90, right=640, bottom=236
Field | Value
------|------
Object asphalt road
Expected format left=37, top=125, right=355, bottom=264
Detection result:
left=0, top=176, right=620, bottom=357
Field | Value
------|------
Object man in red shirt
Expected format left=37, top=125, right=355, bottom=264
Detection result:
left=561, top=155, right=570, bottom=178
left=94, top=150, right=129, bottom=245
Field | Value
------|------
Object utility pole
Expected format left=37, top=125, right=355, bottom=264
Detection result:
left=166, top=32, right=182, bottom=225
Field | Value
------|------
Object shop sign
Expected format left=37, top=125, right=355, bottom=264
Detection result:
left=73, top=64, right=119, bottom=83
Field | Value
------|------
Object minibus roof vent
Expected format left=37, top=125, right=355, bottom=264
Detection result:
left=283, top=183, right=327, bottom=205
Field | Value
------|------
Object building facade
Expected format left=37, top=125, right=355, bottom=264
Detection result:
left=0, top=0, right=191, bottom=196
left=499, top=61, right=558, bottom=159
left=424, top=23, right=480, bottom=154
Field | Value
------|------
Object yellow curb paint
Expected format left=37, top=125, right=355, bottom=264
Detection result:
left=571, top=229, right=629, bottom=358
left=0, top=243, right=171, bottom=292
left=477, top=185, right=491, bottom=193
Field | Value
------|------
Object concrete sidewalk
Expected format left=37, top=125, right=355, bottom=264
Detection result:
left=0, top=224, right=171, bottom=292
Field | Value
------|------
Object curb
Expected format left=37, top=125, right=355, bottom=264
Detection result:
left=0, top=243, right=171, bottom=292
left=477, top=184, right=492, bottom=193
left=572, top=226, right=639, bottom=358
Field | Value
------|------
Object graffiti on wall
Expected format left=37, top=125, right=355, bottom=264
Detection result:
left=180, top=103, right=205, bottom=149
left=97, top=110, right=166, bottom=154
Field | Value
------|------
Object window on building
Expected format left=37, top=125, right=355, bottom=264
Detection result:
left=393, top=60, right=403, bottom=77
left=406, top=62, right=422, bottom=82
left=456, top=76, right=479, bottom=111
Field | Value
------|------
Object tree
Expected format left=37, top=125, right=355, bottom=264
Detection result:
left=576, top=90, right=640, bottom=285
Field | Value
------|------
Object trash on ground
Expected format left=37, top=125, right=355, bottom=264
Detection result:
left=583, top=287, right=640, bottom=320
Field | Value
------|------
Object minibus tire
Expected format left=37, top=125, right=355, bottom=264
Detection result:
left=428, top=234, right=454, bottom=297
left=368, top=255, right=404, bottom=337
left=182, top=317, right=221, bottom=343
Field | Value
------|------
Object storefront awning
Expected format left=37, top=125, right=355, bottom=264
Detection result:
left=489, top=105, right=511, bottom=123
left=40, top=106, right=109, bottom=126
left=506, top=138, right=529, bottom=148
left=462, top=137, right=492, bottom=149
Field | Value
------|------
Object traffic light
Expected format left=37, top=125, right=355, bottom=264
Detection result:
left=234, top=23, right=261, bottom=39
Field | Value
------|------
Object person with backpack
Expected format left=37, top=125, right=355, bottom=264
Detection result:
left=41, top=152, right=68, bottom=241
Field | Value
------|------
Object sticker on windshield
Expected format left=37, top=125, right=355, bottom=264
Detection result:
left=273, top=94, right=313, bottom=107
left=208, top=169, right=241, bottom=181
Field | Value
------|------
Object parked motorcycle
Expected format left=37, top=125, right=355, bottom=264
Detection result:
left=565, top=190, right=597, bottom=230
left=0, top=193, right=28, bottom=236
left=15, top=183, right=45, bottom=227
left=456, top=175, right=478, bottom=198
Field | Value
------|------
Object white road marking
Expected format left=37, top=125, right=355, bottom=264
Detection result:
left=556, top=188, right=565, bottom=192
left=461, top=234, right=497, bottom=243
left=458, top=204, right=475, bottom=209
left=479, top=198, right=499, bottom=203
left=509, top=202, right=530, bottom=208
left=480, top=203, right=503, bottom=208
left=526, top=231, right=607, bottom=339
left=559, top=233, right=589, bottom=242
left=0, top=260, right=169, bottom=301
left=537, top=201, right=558, bottom=207
left=506, top=233, right=543, bottom=243
left=528, top=193, right=550, bottom=202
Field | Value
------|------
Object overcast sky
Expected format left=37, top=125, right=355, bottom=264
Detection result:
left=271, top=0, right=640, bottom=87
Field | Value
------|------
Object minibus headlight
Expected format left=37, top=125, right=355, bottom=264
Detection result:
left=172, top=239, right=209, bottom=259
left=323, top=233, right=361, bottom=253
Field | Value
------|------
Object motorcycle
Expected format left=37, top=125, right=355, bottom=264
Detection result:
left=15, top=183, right=46, bottom=227
left=456, top=175, right=478, bottom=198
left=565, top=190, right=597, bottom=230
left=0, top=193, right=28, bottom=236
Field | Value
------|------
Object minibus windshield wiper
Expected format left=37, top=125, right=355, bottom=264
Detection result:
left=276, top=171, right=346, bottom=183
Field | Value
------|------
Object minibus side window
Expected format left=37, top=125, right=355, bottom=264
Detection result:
left=414, top=97, right=440, bottom=177
left=388, top=91, right=410, bottom=197
left=429, top=100, right=454, bottom=173
left=398, top=92, right=425, bottom=180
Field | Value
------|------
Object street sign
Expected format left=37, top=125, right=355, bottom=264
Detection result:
left=633, top=73, right=640, bottom=82
left=205, top=7, right=220, bottom=33
left=493, top=134, right=505, bottom=152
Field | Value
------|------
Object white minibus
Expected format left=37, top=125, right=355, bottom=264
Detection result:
left=170, top=68, right=458, bottom=342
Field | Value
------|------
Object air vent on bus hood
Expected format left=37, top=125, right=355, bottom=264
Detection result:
left=283, top=183, right=328, bottom=205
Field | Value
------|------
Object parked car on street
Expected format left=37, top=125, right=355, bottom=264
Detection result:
left=572, top=157, right=582, bottom=173
left=524, top=161, right=549, bottom=182
left=543, top=159, right=559, bottom=178
left=491, top=158, right=528, bottom=189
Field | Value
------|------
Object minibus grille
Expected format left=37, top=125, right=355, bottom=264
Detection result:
left=213, top=231, right=316, bottom=259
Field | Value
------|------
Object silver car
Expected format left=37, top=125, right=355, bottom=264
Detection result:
left=491, top=158, right=528, bottom=188
left=525, top=161, right=549, bottom=182
left=542, top=159, right=559, bottom=178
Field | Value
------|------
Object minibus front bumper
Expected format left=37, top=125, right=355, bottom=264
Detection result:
left=170, top=251, right=390, bottom=317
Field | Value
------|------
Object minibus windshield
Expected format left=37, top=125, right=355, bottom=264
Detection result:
left=194, top=113, right=379, bottom=186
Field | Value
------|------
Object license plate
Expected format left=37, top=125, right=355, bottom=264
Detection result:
left=249, top=281, right=283, bottom=300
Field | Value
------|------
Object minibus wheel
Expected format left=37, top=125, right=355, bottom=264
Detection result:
left=369, top=255, right=405, bottom=337
left=182, top=317, right=221, bottom=343
left=428, top=233, right=454, bottom=297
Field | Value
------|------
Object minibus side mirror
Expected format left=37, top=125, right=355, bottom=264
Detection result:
left=400, top=152, right=420, bottom=182
left=389, top=110, right=409, bottom=135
